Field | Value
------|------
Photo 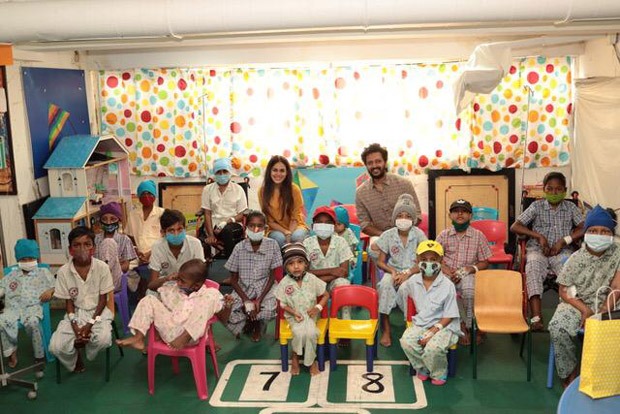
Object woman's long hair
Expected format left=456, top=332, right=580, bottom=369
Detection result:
left=261, top=155, right=294, bottom=220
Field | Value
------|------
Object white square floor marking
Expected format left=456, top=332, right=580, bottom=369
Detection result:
left=239, top=364, right=292, bottom=401
left=346, top=365, right=395, bottom=403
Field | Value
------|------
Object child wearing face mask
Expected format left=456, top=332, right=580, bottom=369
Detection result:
left=303, top=206, right=353, bottom=319
left=117, top=259, right=230, bottom=352
left=126, top=180, right=164, bottom=265
left=148, top=209, right=205, bottom=296
left=375, top=194, right=427, bottom=347
left=200, top=157, right=248, bottom=259
left=95, top=201, right=137, bottom=292
left=224, top=210, right=282, bottom=341
left=399, top=240, right=460, bottom=386
left=333, top=206, right=360, bottom=267
left=275, top=243, right=329, bottom=376
left=49, top=227, right=114, bottom=373
left=436, top=199, right=492, bottom=345
left=510, top=172, right=585, bottom=331
left=0, top=239, right=55, bottom=368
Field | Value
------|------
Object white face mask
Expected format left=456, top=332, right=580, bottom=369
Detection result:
left=584, top=233, right=614, bottom=253
left=395, top=218, right=413, bottom=231
left=246, top=229, right=264, bottom=242
left=18, top=260, right=38, bottom=272
left=313, top=223, right=334, bottom=240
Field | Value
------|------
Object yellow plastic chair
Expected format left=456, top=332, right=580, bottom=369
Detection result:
left=279, top=298, right=329, bottom=371
left=471, top=269, right=532, bottom=381
left=55, top=291, right=123, bottom=383
left=328, top=285, right=379, bottom=372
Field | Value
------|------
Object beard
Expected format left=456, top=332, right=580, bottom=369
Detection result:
left=369, top=166, right=387, bottom=180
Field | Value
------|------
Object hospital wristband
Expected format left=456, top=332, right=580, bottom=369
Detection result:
left=563, top=235, right=573, bottom=245
left=315, top=304, right=323, bottom=311
left=68, top=313, right=76, bottom=322
left=433, top=323, right=444, bottom=331
left=88, top=318, right=96, bottom=325
left=471, top=265, right=479, bottom=274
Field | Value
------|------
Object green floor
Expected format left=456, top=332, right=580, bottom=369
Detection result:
left=1, top=262, right=564, bottom=413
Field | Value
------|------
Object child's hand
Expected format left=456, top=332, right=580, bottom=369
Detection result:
left=307, top=306, right=319, bottom=318
left=39, top=288, right=54, bottom=302
left=294, top=312, right=304, bottom=323
left=393, top=272, right=405, bottom=287
left=166, top=273, right=179, bottom=282
left=78, top=325, right=92, bottom=342
left=168, top=336, right=189, bottom=350
left=222, top=294, right=234, bottom=308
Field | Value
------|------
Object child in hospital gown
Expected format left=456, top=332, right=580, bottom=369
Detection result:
left=275, top=242, right=329, bottom=376
left=117, top=259, right=225, bottom=351
left=0, top=239, right=55, bottom=368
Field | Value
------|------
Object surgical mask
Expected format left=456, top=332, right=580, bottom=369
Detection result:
left=18, top=260, right=38, bottom=272
left=584, top=233, right=614, bottom=253
left=545, top=192, right=566, bottom=204
left=70, top=248, right=94, bottom=263
left=139, top=193, right=155, bottom=207
left=180, top=286, right=196, bottom=295
left=452, top=220, right=470, bottom=232
left=419, top=261, right=441, bottom=278
left=166, top=230, right=186, bottom=246
left=102, top=222, right=119, bottom=233
left=313, top=223, right=334, bottom=240
left=395, top=218, right=413, bottom=231
left=247, top=229, right=264, bottom=242
left=214, top=174, right=231, bottom=185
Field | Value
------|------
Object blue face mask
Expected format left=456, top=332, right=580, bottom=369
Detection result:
left=166, top=230, right=186, bottom=246
left=180, top=286, right=196, bottom=295
left=214, top=174, right=231, bottom=185
left=584, top=233, right=614, bottom=253
left=102, top=222, right=119, bottom=234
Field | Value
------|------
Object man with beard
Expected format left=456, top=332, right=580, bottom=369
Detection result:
left=355, top=143, right=422, bottom=259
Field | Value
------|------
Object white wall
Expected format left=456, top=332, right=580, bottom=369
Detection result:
left=578, top=37, right=620, bottom=78
left=0, top=49, right=97, bottom=264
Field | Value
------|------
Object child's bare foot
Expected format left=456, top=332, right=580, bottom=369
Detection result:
left=290, top=353, right=300, bottom=376
left=309, top=361, right=320, bottom=376
left=74, top=352, right=85, bottom=373
left=379, top=331, right=392, bottom=347
left=116, top=333, right=146, bottom=351
left=251, top=323, right=262, bottom=342
left=8, top=351, right=17, bottom=368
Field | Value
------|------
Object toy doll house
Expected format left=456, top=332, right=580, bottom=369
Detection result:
left=33, top=134, right=130, bottom=264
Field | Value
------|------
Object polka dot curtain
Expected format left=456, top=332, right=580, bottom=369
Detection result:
left=470, top=56, right=572, bottom=170
left=99, top=56, right=572, bottom=178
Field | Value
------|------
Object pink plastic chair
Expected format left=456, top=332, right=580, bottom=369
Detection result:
left=147, top=281, right=221, bottom=400
left=204, top=279, right=221, bottom=378
left=470, top=220, right=513, bottom=269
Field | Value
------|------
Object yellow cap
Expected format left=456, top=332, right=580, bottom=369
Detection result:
left=416, top=240, right=444, bottom=257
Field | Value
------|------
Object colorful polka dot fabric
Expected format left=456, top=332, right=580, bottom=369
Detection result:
left=99, top=57, right=572, bottom=177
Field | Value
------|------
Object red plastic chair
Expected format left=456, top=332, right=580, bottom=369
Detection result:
left=418, top=213, right=429, bottom=237
left=470, top=220, right=513, bottom=269
left=147, top=281, right=221, bottom=400
left=328, top=285, right=379, bottom=372
left=273, top=266, right=284, bottom=340
left=405, top=297, right=457, bottom=377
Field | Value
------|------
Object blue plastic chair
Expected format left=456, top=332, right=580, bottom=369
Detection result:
left=472, top=206, right=499, bottom=221
left=348, top=224, right=363, bottom=285
left=3, top=264, right=55, bottom=362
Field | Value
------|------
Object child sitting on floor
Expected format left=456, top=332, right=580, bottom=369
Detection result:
left=0, top=239, right=55, bottom=368
left=399, top=240, right=460, bottom=386
left=334, top=206, right=360, bottom=268
left=275, top=243, right=329, bottom=376
left=117, top=259, right=229, bottom=351
left=49, top=227, right=114, bottom=373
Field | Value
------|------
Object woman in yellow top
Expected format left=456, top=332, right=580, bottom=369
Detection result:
left=259, top=155, right=309, bottom=247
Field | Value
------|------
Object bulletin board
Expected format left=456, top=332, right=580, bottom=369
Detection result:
left=0, top=67, right=16, bottom=195
left=428, top=169, right=516, bottom=250
left=22, top=68, right=90, bottom=179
